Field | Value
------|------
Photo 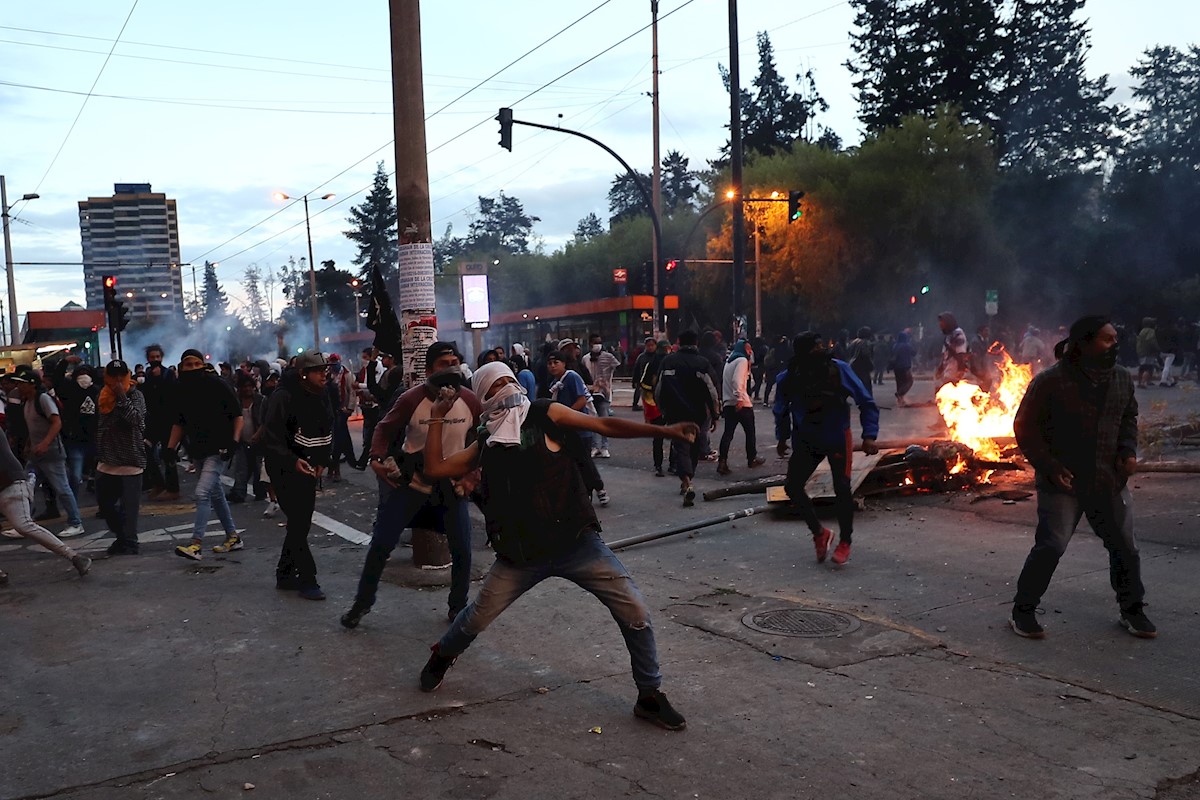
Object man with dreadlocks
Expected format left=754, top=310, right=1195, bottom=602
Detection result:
left=773, top=332, right=879, bottom=566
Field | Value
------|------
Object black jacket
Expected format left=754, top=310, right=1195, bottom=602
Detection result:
left=263, top=382, right=334, bottom=472
left=173, top=370, right=240, bottom=459
left=655, top=347, right=720, bottom=424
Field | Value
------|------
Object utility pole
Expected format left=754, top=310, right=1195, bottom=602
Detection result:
left=390, top=0, right=437, bottom=390
left=650, top=0, right=663, bottom=335
left=389, top=0, right=446, bottom=568
left=304, top=194, right=320, bottom=350
left=727, top=0, right=747, bottom=339
left=754, top=224, right=762, bottom=337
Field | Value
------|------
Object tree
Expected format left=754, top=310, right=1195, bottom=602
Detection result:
left=344, top=161, right=399, bottom=280
left=607, top=169, right=652, bottom=225
left=277, top=256, right=306, bottom=310
left=467, top=193, right=540, bottom=254
left=1120, top=45, right=1200, bottom=175
left=201, top=260, right=229, bottom=321
left=719, top=32, right=828, bottom=160
left=662, top=150, right=699, bottom=213
left=242, top=264, right=267, bottom=327
left=847, top=0, right=1004, bottom=134
left=574, top=213, right=604, bottom=242
left=433, top=223, right=467, bottom=273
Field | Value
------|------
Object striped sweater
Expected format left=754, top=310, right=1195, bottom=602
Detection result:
left=96, top=389, right=148, bottom=469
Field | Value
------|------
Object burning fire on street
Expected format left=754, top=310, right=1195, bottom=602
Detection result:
left=863, top=346, right=1034, bottom=497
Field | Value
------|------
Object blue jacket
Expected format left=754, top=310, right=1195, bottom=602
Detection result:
left=773, top=358, right=880, bottom=446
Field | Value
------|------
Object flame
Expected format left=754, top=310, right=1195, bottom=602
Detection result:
left=947, top=455, right=968, bottom=474
left=935, top=347, right=1032, bottom=461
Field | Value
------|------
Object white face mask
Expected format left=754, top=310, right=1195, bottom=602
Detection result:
left=591, top=344, right=602, bottom=354
left=136, top=376, right=145, bottom=384
left=76, top=375, right=93, bottom=389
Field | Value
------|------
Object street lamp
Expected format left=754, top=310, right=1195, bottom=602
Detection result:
left=1, top=176, right=40, bottom=346
left=348, top=278, right=361, bottom=332
left=274, top=191, right=335, bottom=350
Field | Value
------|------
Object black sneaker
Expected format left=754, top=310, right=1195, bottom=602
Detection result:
left=634, top=690, right=687, bottom=731
left=341, top=602, right=371, bottom=629
left=1010, top=605, right=1046, bottom=639
left=1120, top=604, right=1157, bottom=639
left=682, top=487, right=696, bottom=507
left=654, top=467, right=665, bottom=477
left=419, top=644, right=456, bottom=692
left=105, top=542, right=139, bottom=556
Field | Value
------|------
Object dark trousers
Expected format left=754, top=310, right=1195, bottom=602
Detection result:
left=785, top=430, right=855, bottom=543
left=762, top=370, right=780, bottom=404
left=718, top=406, right=758, bottom=462
left=650, top=417, right=666, bottom=470
left=332, top=411, right=357, bottom=466
left=143, top=441, right=180, bottom=493
left=360, top=406, right=380, bottom=464
left=1014, top=487, right=1144, bottom=610
left=354, top=478, right=473, bottom=613
left=96, top=472, right=142, bottom=549
left=669, top=422, right=707, bottom=480
left=575, top=433, right=604, bottom=492
left=894, top=368, right=914, bottom=399
left=271, top=468, right=319, bottom=588
left=750, top=366, right=765, bottom=398
left=229, top=443, right=265, bottom=500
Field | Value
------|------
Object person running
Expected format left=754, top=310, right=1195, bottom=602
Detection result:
left=262, top=351, right=334, bottom=600
left=1009, top=316, right=1154, bottom=639
left=416, top=361, right=697, bottom=731
left=716, top=338, right=766, bottom=476
left=11, top=365, right=85, bottom=537
left=95, top=360, right=147, bottom=557
left=0, top=426, right=90, bottom=577
left=169, top=350, right=243, bottom=561
left=655, top=330, right=719, bottom=507
left=774, top=332, right=880, bottom=566
left=341, top=342, right=482, bottom=628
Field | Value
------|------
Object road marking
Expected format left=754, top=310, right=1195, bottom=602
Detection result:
left=312, top=511, right=371, bottom=545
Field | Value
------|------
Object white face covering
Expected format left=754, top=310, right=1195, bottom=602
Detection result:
left=136, top=376, right=146, bottom=384
left=76, top=375, right=93, bottom=389
left=473, top=363, right=530, bottom=446
left=591, top=344, right=602, bottom=354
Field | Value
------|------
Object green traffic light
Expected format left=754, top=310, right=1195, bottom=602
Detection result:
left=920, top=285, right=930, bottom=294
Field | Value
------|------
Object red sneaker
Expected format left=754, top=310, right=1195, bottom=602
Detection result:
left=831, top=541, right=851, bottom=565
left=813, top=528, right=834, bottom=563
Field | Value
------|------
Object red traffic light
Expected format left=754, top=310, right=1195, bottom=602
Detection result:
left=103, top=276, right=117, bottom=289
left=910, top=295, right=917, bottom=305
left=665, top=260, right=678, bottom=272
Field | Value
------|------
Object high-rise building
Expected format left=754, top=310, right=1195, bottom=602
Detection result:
left=79, top=183, right=184, bottom=321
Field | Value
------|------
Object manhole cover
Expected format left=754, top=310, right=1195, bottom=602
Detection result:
left=741, top=608, right=862, bottom=638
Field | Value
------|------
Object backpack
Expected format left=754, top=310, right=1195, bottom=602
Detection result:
left=32, top=390, right=65, bottom=421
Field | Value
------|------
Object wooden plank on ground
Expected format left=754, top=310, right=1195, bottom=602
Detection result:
left=765, top=451, right=884, bottom=503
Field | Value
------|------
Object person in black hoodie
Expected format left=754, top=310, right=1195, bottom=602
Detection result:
left=168, top=349, right=243, bottom=561
left=52, top=357, right=99, bottom=501
left=140, top=344, right=180, bottom=501
left=263, top=351, right=334, bottom=600
left=655, top=330, right=720, bottom=507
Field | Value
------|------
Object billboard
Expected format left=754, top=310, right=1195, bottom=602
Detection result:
left=461, top=274, right=490, bottom=328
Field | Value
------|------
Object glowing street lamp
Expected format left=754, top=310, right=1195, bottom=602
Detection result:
left=273, top=191, right=335, bottom=350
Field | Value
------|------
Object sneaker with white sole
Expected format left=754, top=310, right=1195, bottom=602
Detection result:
left=596, top=489, right=610, bottom=506
left=262, top=502, right=279, bottom=518
left=71, top=554, right=92, bottom=576
left=60, top=524, right=85, bottom=537
left=175, top=542, right=203, bottom=561
left=590, top=447, right=602, bottom=458
left=213, top=534, right=244, bottom=553
left=599, top=448, right=611, bottom=458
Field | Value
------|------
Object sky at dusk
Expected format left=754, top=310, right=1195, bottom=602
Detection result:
left=1, top=0, right=1195, bottom=327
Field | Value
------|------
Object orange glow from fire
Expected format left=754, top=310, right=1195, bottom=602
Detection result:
left=935, top=348, right=1032, bottom=461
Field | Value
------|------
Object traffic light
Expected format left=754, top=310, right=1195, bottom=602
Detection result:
left=787, top=190, right=805, bottom=223
left=102, top=275, right=117, bottom=308
left=920, top=285, right=930, bottom=295
left=497, top=107, right=513, bottom=151
left=640, top=260, right=653, bottom=293
left=114, top=300, right=132, bottom=332
left=663, top=259, right=679, bottom=292
left=910, top=295, right=918, bottom=305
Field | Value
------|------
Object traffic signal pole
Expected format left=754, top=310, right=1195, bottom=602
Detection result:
left=727, top=0, right=747, bottom=339
left=501, top=112, right=664, bottom=318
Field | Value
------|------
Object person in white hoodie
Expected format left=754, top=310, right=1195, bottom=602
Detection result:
left=717, top=339, right=766, bottom=476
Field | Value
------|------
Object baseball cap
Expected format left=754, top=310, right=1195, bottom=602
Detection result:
left=295, top=352, right=329, bottom=371
left=557, top=338, right=577, bottom=350
left=8, top=364, right=37, bottom=383
left=425, top=341, right=462, bottom=370
left=105, top=359, right=131, bottom=376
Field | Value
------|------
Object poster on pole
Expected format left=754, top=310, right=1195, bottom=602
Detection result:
left=397, top=242, right=437, bottom=387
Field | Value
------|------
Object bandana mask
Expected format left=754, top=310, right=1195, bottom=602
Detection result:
left=76, top=375, right=94, bottom=389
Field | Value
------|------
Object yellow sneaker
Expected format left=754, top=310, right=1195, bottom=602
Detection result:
left=174, top=542, right=203, bottom=561
left=213, top=534, right=243, bottom=553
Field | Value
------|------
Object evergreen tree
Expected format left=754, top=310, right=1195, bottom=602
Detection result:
left=608, top=169, right=652, bottom=225
left=846, top=0, right=929, bottom=132
left=574, top=213, right=604, bottom=242
left=1121, top=45, right=1200, bottom=175
left=662, top=150, right=699, bottom=213
left=242, top=264, right=267, bottom=327
left=999, top=0, right=1120, bottom=173
left=719, top=32, right=828, bottom=160
left=201, top=260, right=228, bottom=321
left=923, top=0, right=1005, bottom=132
left=467, top=193, right=540, bottom=254
left=344, top=161, right=399, bottom=280
left=433, top=223, right=467, bottom=273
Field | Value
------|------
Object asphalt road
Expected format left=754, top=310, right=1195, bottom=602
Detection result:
left=2, top=376, right=1198, bottom=800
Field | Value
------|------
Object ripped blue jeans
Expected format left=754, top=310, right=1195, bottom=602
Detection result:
left=438, top=530, right=662, bottom=691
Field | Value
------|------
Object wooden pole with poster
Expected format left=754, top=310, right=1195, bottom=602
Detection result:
left=389, top=0, right=449, bottom=568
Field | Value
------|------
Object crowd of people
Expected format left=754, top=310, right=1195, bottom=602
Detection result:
left=2, top=313, right=1162, bottom=729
